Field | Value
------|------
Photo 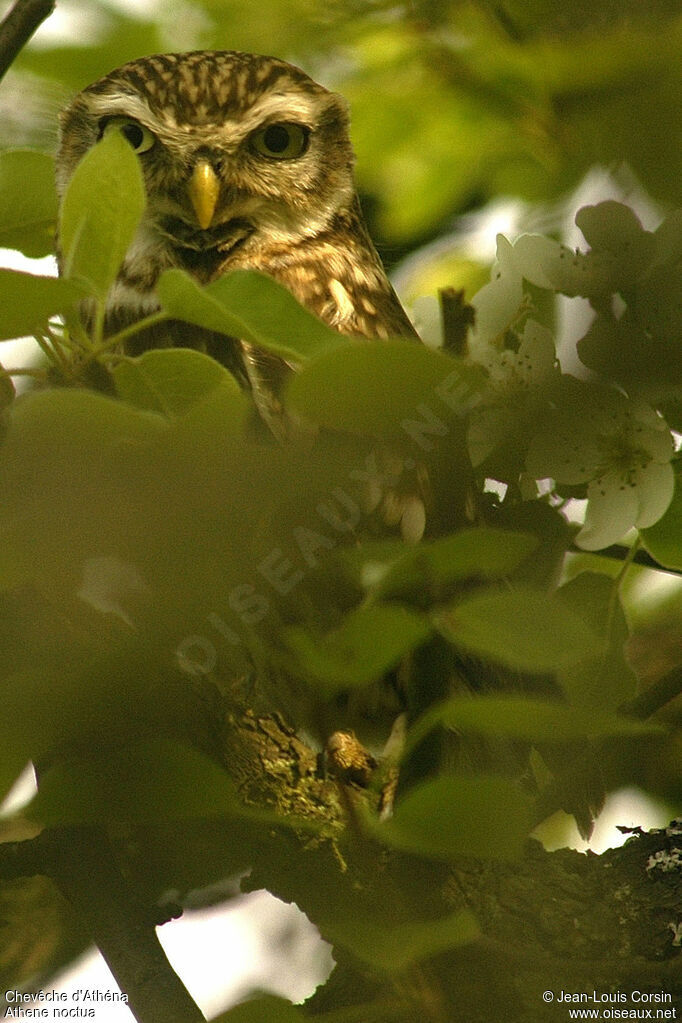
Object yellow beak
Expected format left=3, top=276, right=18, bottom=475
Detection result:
left=188, top=161, right=220, bottom=230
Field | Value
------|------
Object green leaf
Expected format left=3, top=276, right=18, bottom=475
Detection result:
left=157, top=267, right=343, bottom=362
left=325, top=908, right=479, bottom=973
left=157, top=268, right=247, bottom=337
left=0, top=382, right=285, bottom=612
left=641, top=473, right=682, bottom=571
left=28, top=741, right=240, bottom=825
left=436, top=586, right=601, bottom=672
left=283, top=604, right=432, bottom=695
left=407, top=696, right=658, bottom=755
left=346, top=527, right=538, bottom=602
left=287, top=340, right=484, bottom=437
left=373, top=775, right=532, bottom=861
left=0, top=269, right=83, bottom=341
left=0, top=150, right=57, bottom=257
left=556, top=572, right=638, bottom=710
left=113, top=347, right=244, bottom=417
left=209, top=997, right=306, bottom=1023
left=59, top=130, right=145, bottom=299
left=208, top=270, right=344, bottom=361
left=0, top=387, right=167, bottom=589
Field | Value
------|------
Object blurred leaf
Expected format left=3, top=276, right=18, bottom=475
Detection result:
left=28, top=741, right=240, bottom=826
left=345, top=527, right=538, bottom=602
left=0, top=270, right=83, bottom=341
left=158, top=268, right=343, bottom=362
left=349, top=49, right=511, bottom=240
left=210, top=996, right=306, bottom=1023
left=283, top=604, right=431, bottom=695
left=0, top=381, right=374, bottom=767
left=407, top=696, right=659, bottom=755
left=488, top=0, right=682, bottom=38
left=59, top=130, right=145, bottom=299
left=488, top=500, right=575, bottom=588
left=436, top=586, right=601, bottom=672
left=556, top=571, right=638, bottom=710
left=113, top=347, right=244, bottom=417
left=343, top=10, right=682, bottom=239
left=0, top=382, right=251, bottom=624
left=373, top=775, right=532, bottom=861
left=0, top=584, right=143, bottom=775
left=0, top=150, right=57, bottom=257
left=325, top=908, right=479, bottom=973
left=9, top=0, right=682, bottom=248
left=642, top=474, right=682, bottom=571
left=287, top=340, right=484, bottom=437
left=16, top=11, right=166, bottom=91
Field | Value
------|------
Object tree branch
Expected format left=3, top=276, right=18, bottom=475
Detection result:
left=3, top=708, right=680, bottom=1022
left=620, top=665, right=682, bottom=720
left=0, top=826, right=205, bottom=1023
left=220, top=710, right=682, bottom=1022
left=0, top=0, right=54, bottom=83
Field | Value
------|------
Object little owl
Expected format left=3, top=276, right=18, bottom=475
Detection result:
left=56, top=50, right=419, bottom=433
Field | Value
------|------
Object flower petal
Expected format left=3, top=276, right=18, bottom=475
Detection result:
left=575, top=474, right=639, bottom=550
left=511, top=234, right=564, bottom=289
left=470, top=251, right=523, bottom=347
left=411, top=295, right=443, bottom=348
left=634, top=460, right=675, bottom=528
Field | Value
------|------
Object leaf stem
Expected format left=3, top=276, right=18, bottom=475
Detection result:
left=33, top=330, right=68, bottom=372
left=90, top=310, right=170, bottom=361
left=3, top=365, right=47, bottom=379
left=603, top=536, right=641, bottom=648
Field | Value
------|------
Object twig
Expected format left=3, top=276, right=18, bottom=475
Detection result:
left=439, top=287, right=475, bottom=357
left=578, top=541, right=682, bottom=577
left=0, top=0, right=55, bottom=83
left=619, top=665, right=682, bottom=721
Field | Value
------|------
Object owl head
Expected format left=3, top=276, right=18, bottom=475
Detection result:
left=56, top=51, right=356, bottom=278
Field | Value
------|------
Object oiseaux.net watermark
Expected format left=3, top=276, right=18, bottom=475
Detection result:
left=175, top=365, right=480, bottom=677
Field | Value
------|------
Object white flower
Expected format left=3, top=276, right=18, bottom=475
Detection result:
left=508, top=233, right=564, bottom=289
left=410, top=294, right=443, bottom=348
left=578, top=461, right=674, bottom=550
left=467, top=319, right=559, bottom=468
left=469, top=235, right=524, bottom=352
left=526, top=388, right=675, bottom=550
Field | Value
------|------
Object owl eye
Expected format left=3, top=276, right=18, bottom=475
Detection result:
left=251, top=122, right=309, bottom=160
left=101, top=117, right=155, bottom=153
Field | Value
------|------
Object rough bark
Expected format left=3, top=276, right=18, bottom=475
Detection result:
left=2, top=705, right=680, bottom=1023
left=220, top=708, right=682, bottom=1022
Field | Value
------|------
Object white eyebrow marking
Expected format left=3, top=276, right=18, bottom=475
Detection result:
left=86, top=92, right=159, bottom=124
left=85, top=89, right=323, bottom=142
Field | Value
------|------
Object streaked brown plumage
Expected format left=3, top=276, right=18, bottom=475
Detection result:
left=56, top=51, right=418, bottom=430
